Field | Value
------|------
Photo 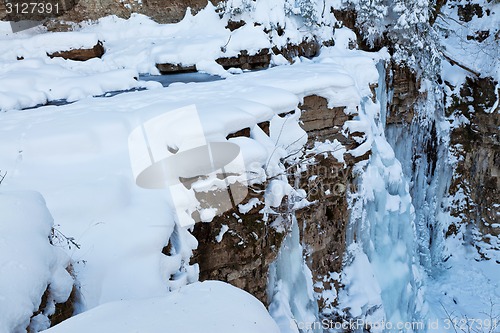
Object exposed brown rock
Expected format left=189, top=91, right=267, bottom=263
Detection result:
left=156, top=63, right=197, bottom=74
left=0, top=2, right=6, bottom=21
left=226, top=127, right=251, bottom=139
left=216, top=49, right=271, bottom=70
left=191, top=188, right=284, bottom=304
left=140, top=0, right=216, bottom=23
left=226, top=20, right=246, bottom=31
left=331, top=9, right=386, bottom=51
left=28, top=265, right=77, bottom=331
left=386, top=62, right=419, bottom=125
left=257, top=121, right=270, bottom=136
left=457, top=3, right=484, bottom=23
left=48, top=41, right=104, bottom=61
left=159, top=49, right=273, bottom=75
left=226, top=121, right=269, bottom=138
left=273, top=38, right=321, bottom=62
left=45, top=0, right=130, bottom=28
left=299, top=95, right=357, bottom=149
left=294, top=154, right=352, bottom=310
left=50, top=284, right=78, bottom=327
left=297, top=95, right=366, bottom=312
left=41, top=0, right=224, bottom=28
left=447, top=77, right=500, bottom=244
left=331, top=9, right=357, bottom=30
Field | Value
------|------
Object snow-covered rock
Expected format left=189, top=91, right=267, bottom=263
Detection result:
left=44, top=281, right=280, bottom=333
left=0, top=191, right=73, bottom=333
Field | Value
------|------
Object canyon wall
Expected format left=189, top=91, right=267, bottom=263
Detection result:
left=3, top=0, right=498, bottom=328
left=192, top=95, right=368, bottom=310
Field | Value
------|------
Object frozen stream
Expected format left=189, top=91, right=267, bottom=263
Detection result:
left=23, top=72, right=224, bottom=110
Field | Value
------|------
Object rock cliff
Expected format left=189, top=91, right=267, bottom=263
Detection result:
left=190, top=95, right=367, bottom=310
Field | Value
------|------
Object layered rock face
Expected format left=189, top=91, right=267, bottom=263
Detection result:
left=385, top=63, right=419, bottom=125
left=57, top=0, right=214, bottom=25
left=438, top=0, right=500, bottom=259
left=192, top=95, right=368, bottom=307
left=0, top=0, right=218, bottom=29
left=447, top=77, right=500, bottom=251
left=296, top=97, right=366, bottom=312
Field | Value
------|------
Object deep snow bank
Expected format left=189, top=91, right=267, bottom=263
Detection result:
left=0, top=191, right=73, bottom=333
left=44, top=281, right=280, bottom=333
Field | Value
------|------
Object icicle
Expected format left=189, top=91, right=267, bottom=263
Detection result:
left=340, top=61, right=425, bottom=332
left=268, top=215, right=321, bottom=333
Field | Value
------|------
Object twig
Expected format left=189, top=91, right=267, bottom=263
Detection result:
left=50, top=225, right=81, bottom=250
left=0, top=170, right=6, bottom=185
left=221, top=35, right=232, bottom=53
left=264, top=116, right=289, bottom=173
left=441, top=301, right=460, bottom=333
left=442, top=52, right=481, bottom=77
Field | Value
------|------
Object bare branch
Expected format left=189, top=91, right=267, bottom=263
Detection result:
left=0, top=170, right=6, bottom=185
left=442, top=52, right=481, bottom=77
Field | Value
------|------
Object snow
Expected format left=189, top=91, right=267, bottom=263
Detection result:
left=0, top=191, right=73, bottom=333
left=425, top=244, right=500, bottom=332
left=310, top=140, right=347, bottom=164
left=0, top=8, right=229, bottom=110
left=0, top=1, right=363, bottom=112
left=436, top=0, right=500, bottom=82
left=216, top=224, right=230, bottom=243
left=44, top=281, right=280, bottom=333
left=225, top=23, right=271, bottom=55
left=6, top=3, right=492, bottom=332
left=0, top=61, right=150, bottom=110
left=268, top=216, right=319, bottom=333
left=340, top=244, right=383, bottom=319
left=338, top=61, right=426, bottom=332
left=0, top=13, right=381, bottom=330
left=238, top=197, right=261, bottom=214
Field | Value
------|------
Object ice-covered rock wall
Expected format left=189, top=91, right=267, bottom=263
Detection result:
left=385, top=68, right=453, bottom=274
left=337, top=62, right=425, bottom=332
